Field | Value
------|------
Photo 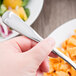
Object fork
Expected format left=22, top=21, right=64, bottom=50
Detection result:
left=2, top=11, right=76, bottom=70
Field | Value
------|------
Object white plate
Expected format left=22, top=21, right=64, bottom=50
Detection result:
left=49, top=19, right=76, bottom=47
left=0, top=0, right=44, bottom=42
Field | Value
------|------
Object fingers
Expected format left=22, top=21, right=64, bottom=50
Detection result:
left=24, top=37, right=55, bottom=68
left=49, top=51, right=58, bottom=58
left=9, top=36, right=37, bottom=52
left=40, top=53, right=58, bottom=73
left=36, top=69, right=43, bottom=76
left=40, top=54, right=58, bottom=73
left=40, top=58, right=49, bottom=72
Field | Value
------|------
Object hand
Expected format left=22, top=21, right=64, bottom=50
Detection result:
left=0, top=36, right=56, bottom=76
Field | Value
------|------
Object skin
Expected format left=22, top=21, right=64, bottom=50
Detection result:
left=0, top=36, right=57, bottom=76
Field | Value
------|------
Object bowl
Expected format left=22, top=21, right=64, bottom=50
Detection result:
left=49, top=19, right=76, bottom=47
left=0, top=0, right=44, bottom=42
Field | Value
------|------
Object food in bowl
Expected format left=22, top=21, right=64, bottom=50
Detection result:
left=44, top=30, right=76, bottom=76
left=0, top=0, right=30, bottom=37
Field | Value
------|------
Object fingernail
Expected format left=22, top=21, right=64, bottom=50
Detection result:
left=47, top=37, right=55, bottom=47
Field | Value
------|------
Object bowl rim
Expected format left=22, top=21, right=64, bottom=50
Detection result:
left=48, top=19, right=76, bottom=47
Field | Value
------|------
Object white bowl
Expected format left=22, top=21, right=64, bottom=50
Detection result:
left=0, top=0, right=44, bottom=42
left=49, top=19, right=76, bottom=47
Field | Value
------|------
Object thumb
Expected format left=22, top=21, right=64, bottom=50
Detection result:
left=26, top=37, right=55, bottom=67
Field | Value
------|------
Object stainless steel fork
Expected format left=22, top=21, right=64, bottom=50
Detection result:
left=2, top=11, right=76, bottom=70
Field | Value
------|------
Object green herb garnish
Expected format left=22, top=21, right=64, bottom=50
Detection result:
left=24, top=8, right=30, bottom=17
left=0, top=0, right=3, bottom=6
left=22, top=0, right=29, bottom=7
left=0, top=4, right=7, bottom=16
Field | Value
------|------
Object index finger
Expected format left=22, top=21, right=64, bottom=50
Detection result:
left=9, top=36, right=37, bottom=52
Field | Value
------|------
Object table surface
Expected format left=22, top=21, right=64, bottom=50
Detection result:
left=32, top=0, right=76, bottom=38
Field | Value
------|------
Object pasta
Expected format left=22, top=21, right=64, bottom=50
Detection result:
left=44, top=30, right=76, bottom=76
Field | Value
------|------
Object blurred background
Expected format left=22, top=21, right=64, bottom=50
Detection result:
left=32, top=0, right=76, bottom=38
